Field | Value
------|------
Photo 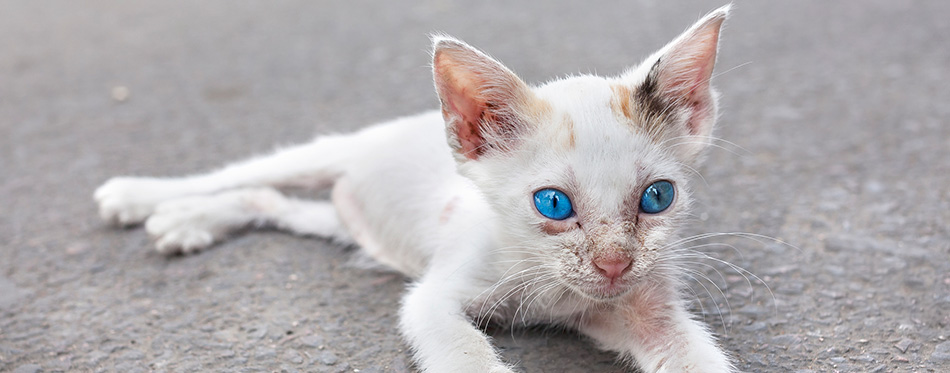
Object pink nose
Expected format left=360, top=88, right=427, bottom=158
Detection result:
left=593, top=257, right=632, bottom=280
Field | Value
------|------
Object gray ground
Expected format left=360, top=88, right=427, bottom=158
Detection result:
left=2, top=1, right=948, bottom=372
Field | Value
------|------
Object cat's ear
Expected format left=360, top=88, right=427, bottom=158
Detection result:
left=625, top=5, right=730, bottom=163
left=432, top=35, right=536, bottom=162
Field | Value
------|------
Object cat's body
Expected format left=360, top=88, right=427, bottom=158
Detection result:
left=95, top=6, right=735, bottom=372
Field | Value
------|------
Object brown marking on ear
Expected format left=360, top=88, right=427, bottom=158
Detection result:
left=559, top=113, right=576, bottom=150
left=526, top=94, right=553, bottom=119
left=610, top=84, right=635, bottom=124
left=522, top=95, right=555, bottom=148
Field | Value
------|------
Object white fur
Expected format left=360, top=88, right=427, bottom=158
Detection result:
left=95, top=5, right=735, bottom=372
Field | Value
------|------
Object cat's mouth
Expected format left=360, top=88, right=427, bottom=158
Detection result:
left=575, top=277, right=636, bottom=300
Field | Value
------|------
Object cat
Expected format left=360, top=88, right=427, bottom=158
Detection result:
left=95, top=5, right=735, bottom=372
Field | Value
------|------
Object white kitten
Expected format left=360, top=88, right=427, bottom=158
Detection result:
left=95, top=5, right=735, bottom=372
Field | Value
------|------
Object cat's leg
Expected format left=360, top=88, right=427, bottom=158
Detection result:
left=401, top=279, right=513, bottom=373
left=578, top=284, right=733, bottom=373
left=144, top=187, right=349, bottom=254
left=398, top=225, right=514, bottom=373
left=95, top=134, right=354, bottom=226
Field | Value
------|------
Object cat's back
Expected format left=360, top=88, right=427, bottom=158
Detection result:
left=344, top=110, right=458, bottom=190
left=338, top=110, right=473, bottom=276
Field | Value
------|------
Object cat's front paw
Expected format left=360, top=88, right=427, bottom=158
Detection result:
left=654, top=346, right=734, bottom=373
left=656, top=364, right=733, bottom=373
left=95, top=177, right=181, bottom=226
left=144, top=196, right=242, bottom=254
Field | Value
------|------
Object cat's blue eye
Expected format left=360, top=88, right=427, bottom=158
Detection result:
left=639, top=180, right=675, bottom=214
left=533, top=188, right=573, bottom=220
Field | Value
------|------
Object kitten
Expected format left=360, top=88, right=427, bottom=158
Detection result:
left=95, top=5, right=734, bottom=372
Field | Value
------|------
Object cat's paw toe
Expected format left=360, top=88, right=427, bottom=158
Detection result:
left=154, top=229, right=215, bottom=254
left=97, top=197, right=153, bottom=226
left=146, top=198, right=229, bottom=254
left=94, top=177, right=170, bottom=226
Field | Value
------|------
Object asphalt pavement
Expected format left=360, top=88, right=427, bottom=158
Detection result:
left=1, top=1, right=949, bottom=372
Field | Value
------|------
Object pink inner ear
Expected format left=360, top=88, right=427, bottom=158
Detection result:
left=680, top=58, right=716, bottom=136
left=654, top=18, right=722, bottom=137
left=686, top=94, right=713, bottom=137
left=455, top=118, right=484, bottom=160
left=433, top=38, right=532, bottom=160
left=438, top=67, right=488, bottom=160
left=661, top=35, right=718, bottom=99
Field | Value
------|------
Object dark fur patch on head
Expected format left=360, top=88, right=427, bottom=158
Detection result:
left=611, top=59, right=679, bottom=142
left=633, top=59, right=676, bottom=139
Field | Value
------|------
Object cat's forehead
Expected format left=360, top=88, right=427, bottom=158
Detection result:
left=532, top=75, right=660, bottom=162
left=535, top=75, right=616, bottom=114
left=533, top=75, right=644, bottom=141
left=527, top=75, right=680, bottom=204
left=533, top=76, right=633, bottom=150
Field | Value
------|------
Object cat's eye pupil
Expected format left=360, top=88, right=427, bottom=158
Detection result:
left=639, top=180, right=675, bottom=214
left=533, top=188, right=573, bottom=220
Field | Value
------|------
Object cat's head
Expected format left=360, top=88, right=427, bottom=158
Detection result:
left=433, top=6, right=729, bottom=300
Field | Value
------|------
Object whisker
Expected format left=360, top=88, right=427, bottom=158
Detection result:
left=680, top=268, right=729, bottom=335
left=656, top=134, right=750, bottom=156
left=688, top=254, right=776, bottom=313
left=470, top=262, right=546, bottom=325
left=657, top=231, right=795, bottom=319
left=661, top=231, right=801, bottom=255
left=652, top=263, right=709, bottom=320
left=711, top=61, right=753, bottom=80
left=517, top=280, right=563, bottom=326
left=665, top=140, right=745, bottom=157
left=675, top=160, right=709, bottom=188
left=477, top=267, right=554, bottom=328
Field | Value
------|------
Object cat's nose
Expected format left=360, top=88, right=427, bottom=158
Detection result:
left=593, top=257, right=632, bottom=280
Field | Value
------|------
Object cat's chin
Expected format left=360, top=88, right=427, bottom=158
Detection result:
left=576, top=281, right=635, bottom=301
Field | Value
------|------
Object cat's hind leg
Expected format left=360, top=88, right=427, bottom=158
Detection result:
left=95, top=134, right=354, bottom=226
left=145, top=187, right=349, bottom=254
